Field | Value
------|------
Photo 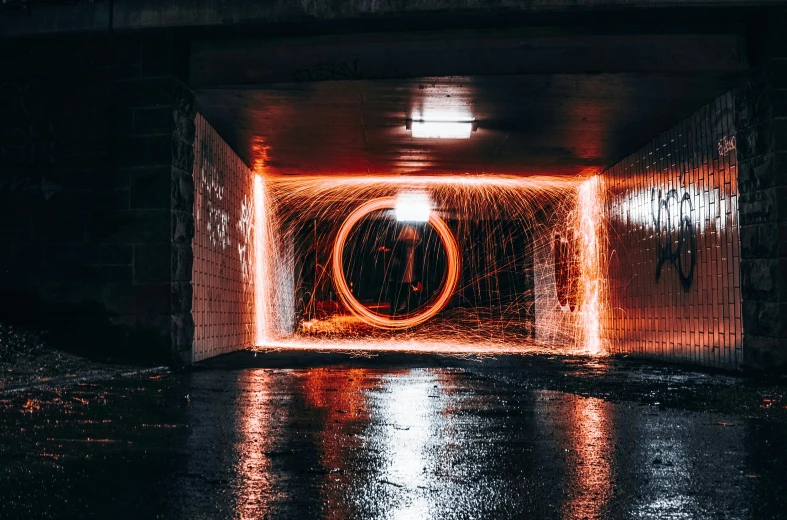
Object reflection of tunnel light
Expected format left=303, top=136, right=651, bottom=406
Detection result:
left=395, top=192, right=431, bottom=222
left=332, top=196, right=460, bottom=330
left=407, top=119, right=475, bottom=139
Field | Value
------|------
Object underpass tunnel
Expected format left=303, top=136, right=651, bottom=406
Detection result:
left=187, top=9, right=769, bottom=370
left=3, top=6, right=787, bottom=517
left=1, top=3, right=783, bottom=372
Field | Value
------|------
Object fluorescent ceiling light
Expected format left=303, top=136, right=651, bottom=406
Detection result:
left=407, top=119, right=476, bottom=139
left=395, top=192, right=431, bottom=222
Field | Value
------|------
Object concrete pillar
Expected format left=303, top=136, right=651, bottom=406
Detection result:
left=109, top=33, right=197, bottom=366
left=736, top=9, right=787, bottom=371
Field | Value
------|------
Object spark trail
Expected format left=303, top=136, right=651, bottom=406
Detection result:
left=253, top=174, right=606, bottom=356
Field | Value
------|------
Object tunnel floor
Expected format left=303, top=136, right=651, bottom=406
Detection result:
left=1, top=355, right=785, bottom=519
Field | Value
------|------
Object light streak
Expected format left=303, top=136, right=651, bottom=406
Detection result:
left=536, top=391, right=614, bottom=519
left=254, top=174, right=270, bottom=345
left=235, top=371, right=275, bottom=519
left=576, top=176, right=606, bottom=355
left=332, top=196, right=460, bottom=330
left=251, top=173, right=608, bottom=356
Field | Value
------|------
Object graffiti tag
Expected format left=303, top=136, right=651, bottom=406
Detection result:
left=0, top=80, right=56, bottom=166
left=651, top=188, right=696, bottom=291
left=717, top=135, right=736, bottom=156
left=200, top=142, right=230, bottom=250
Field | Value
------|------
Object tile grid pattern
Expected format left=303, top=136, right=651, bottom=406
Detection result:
left=603, top=91, right=742, bottom=370
left=192, top=114, right=256, bottom=362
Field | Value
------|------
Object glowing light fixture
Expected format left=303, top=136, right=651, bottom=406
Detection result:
left=395, top=192, right=431, bottom=222
left=406, top=118, right=477, bottom=139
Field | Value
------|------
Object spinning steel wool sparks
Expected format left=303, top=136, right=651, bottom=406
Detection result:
left=332, top=196, right=461, bottom=330
left=252, top=174, right=606, bottom=356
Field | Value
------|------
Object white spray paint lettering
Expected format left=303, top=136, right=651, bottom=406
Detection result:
left=201, top=157, right=230, bottom=250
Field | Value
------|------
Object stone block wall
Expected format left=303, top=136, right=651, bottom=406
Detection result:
left=0, top=33, right=195, bottom=365
left=108, top=33, right=197, bottom=366
left=602, top=92, right=743, bottom=370
left=734, top=10, right=787, bottom=371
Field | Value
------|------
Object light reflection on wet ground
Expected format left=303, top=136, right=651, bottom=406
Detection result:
left=0, top=355, right=785, bottom=519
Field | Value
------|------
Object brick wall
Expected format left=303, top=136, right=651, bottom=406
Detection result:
left=0, top=33, right=195, bottom=364
left=603, top=92, right=742, bottom=370
left=192, top=114, right=256, bottom=362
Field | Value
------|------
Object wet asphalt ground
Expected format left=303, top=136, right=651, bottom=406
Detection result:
left=1, top=352, right=786, bottom=519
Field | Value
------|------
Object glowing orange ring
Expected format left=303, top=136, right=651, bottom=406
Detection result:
left=332, top=196, right=460, bottom=330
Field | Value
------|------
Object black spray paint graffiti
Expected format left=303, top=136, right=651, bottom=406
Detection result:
left=651, top=188, right=696, bottom=291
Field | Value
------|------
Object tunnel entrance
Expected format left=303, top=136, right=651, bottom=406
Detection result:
left=190, top=19, right=748, bottom=368
left=2, top=3, right=784, bottom=371
left=192, top=121, right=606, bottom=359
left=248, top=175, right=602, bottom=355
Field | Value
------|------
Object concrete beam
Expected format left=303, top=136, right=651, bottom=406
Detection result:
left=0, top=3, right=110, bottom=38
left=190, top=30, right=747, bottom=87
left=0, top=0, right=779, bottom=38
left=112, top=0, right=785, bottom=30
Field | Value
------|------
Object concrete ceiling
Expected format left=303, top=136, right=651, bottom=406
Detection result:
left=197, top=73, right=736, bottom=176
left=1, top=0, right=774, bottom=37
left=193, top=26, right=746, bottom=176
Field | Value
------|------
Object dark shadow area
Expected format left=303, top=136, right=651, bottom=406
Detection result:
left=0, top=289, right=169, bottom=365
